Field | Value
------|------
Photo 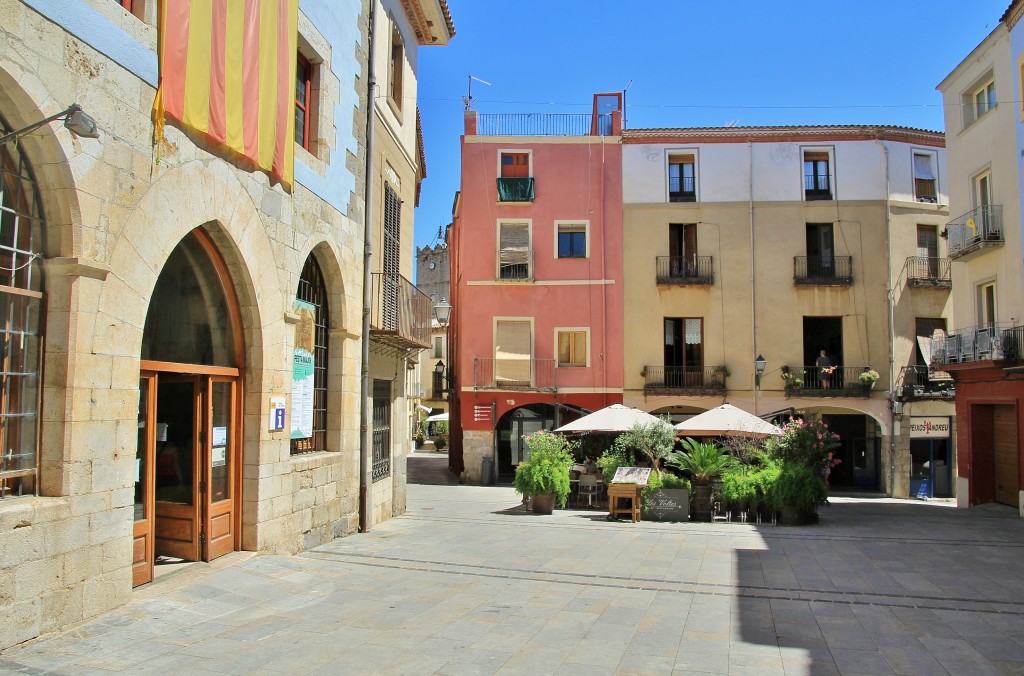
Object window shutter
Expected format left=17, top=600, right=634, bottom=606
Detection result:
left=495, top=320, right=531, bottom=384
left=499, top=223, right=529, bottom=267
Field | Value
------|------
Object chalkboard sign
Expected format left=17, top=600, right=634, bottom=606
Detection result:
left=644, top=489, right=690, bottom=522
left=611, top=466, right=651, bottom=486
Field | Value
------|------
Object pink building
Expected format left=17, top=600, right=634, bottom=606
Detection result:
left=448, top=94, right=625, bottom=484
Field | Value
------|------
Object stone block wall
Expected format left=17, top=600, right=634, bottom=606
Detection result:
left=0, top=0, right=380, bottom=650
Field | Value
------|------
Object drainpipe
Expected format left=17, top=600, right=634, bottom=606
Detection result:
left=881, top=140, right=897, bottom=498
left=359, top=0, right=378, bottom=533
left=749, top=141, right=757, bottom=414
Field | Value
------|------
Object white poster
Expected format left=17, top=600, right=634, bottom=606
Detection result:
left=291, top=348, right=315, bottom=439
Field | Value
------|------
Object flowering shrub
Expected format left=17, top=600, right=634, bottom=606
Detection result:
left=781, top=368, right=805, bottom=387
left=764, top=416, right=840, bottom=469
left=513, top=431, right=576, bottom=507
left=859, top=369, right=880, bottom=385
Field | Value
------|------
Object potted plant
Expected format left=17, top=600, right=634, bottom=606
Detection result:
left=666, top=438, right=735, bottom=521
left=780, top=367, right=804, bottom=389
left=513, top=430, right=576, bottom=514
left=434, top=420, right=449, bottom=451
left=859, top=369, right=880, bottom=390
left=771, top=463, right=827, bottom=525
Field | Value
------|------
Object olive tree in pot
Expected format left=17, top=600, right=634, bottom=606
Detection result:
left=513, top=431, right=576, bottom=514
left=666, top=438, right=735, bottom=521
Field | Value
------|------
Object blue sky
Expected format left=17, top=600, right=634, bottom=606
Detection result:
left=413, top=0, right=1010, bottom=251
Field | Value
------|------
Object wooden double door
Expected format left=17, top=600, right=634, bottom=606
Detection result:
left=133, top=367, right=240, bottom=586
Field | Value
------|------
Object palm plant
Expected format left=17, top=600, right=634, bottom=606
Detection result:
left=666, top=438, right=735, bottom=485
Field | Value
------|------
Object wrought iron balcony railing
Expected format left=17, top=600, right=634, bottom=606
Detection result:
left=782, top=365, right=876, bottom=397
left=804, top=174, right=832, bottom=200
left=496, top=177, right=535, bottom=202
left=655, top=256, right=713, bottom=285
left=895, top=365, right=954, bottom=401
left=905, top=256, right=951, bottom=288
left=944, top=205, right=1003, bottom=259
left=643, top=365, right=728, bottom=395
left=794, top=256, right=853, bottom=285
left=369, top=272, right=431, bottom=350
left=498, top=249, right=533, bottom=282
left=931, top=323, right=1022, bottom=365
left=669, top=175, right=696, bottom=202
left=473, top=358, right=556, bottom=391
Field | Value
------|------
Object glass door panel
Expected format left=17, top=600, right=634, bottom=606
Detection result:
left=204, top=377, right=237, bottom=561
left=154, top=377, right=200, bottom=562
left=132, top=374, right=156, bottom=587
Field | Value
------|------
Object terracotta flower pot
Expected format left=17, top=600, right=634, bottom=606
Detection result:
left=531, top=493, right=555, bottom=514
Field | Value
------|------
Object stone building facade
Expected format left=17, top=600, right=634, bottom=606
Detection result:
left=0, top=0, right=452, bottom=651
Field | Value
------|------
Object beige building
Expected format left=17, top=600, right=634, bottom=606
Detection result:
left=0, top=0, right=451, bottom=651
left=621, top=126, right=953, bottom=498
left=936, top=4, right=1024, bottom=513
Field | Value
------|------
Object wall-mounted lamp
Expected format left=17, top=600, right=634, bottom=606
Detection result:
left=0, top=104, right=100, bottom=146
left=432, top=297, right=452, bottom=328
left=433, top=359, right=451, bottom=400
left=754, top=354, right=767, bottom=389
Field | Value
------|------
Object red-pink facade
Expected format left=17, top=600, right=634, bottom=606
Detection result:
left=447, top=98, right=625, bottom=481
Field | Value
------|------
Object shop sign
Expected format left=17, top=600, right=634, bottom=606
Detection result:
left=909, top=416, right=951, bottom=439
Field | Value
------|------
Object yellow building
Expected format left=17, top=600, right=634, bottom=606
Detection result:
left=622, top=126, right=953, bottom=497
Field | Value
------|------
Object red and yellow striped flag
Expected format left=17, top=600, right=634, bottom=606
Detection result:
left=153, top=0, right=298, bottom=188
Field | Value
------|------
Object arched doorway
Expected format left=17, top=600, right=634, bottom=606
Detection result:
left=132, top=228, right=244, bottom=586
left=495, top=404, right=557, bottom=480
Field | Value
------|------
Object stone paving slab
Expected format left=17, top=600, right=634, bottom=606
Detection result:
left=2, top=487, right=1024, bottom=675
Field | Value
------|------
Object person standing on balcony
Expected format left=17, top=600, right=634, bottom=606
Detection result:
left=816, top=350, right=832, bottom=389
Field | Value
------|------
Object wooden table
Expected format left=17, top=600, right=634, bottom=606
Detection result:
left=607, top=482, right=642, bottom=522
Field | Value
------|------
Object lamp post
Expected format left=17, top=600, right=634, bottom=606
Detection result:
left=0, top=104, right=100, bottom=145
left=754, top=354, right=767, bottom=389
left=432, top=297, right=451, bottom=327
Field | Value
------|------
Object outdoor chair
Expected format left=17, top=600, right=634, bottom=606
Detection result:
left=576, top=473, right=601, bottom=508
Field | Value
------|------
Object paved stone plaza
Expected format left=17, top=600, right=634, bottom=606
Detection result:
left=2, top=455, right=1024, bottom=674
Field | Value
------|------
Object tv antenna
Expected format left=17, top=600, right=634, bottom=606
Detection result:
left=463, top=75, right=492, bottom=110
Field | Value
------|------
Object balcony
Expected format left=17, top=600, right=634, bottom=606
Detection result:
left=944, top=205, right=1003, bottom=260
left=904, top=256, right=951, bottom=288
left=895, top=365, right=954, bottom=401
left=804, top=174, right=832, bottom=201
left=498, top=249, right=533, bottom=282
left=794, top=256, right=853, bottom=285
left=477, top=113, right=613, bottom=136
left=782, top=365, right=875, bottom=397
left=643, top=366, right=728, bottom=396
left=496, top=177, right=535, bottom=202
left=656, top=256, right=713, bottom=285
left=369, top=272, right=431, bottom=350
left=931, top=323, right=1023, bottom=365
left=669, top=175, right=696, bottom=203
left=474, top=358, right=556, bottom=391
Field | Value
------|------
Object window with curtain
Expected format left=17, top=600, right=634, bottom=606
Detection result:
left=557, top=330, right=587, bottom=367
left=0, top=119, right=44, bottom=499
left=913, top=153, right=937, bottom=203
left=498, top=223, right=530, bottom=280
left=668, top=153, right=696, bottom=202
left=803, top=151, right=832, bottom=200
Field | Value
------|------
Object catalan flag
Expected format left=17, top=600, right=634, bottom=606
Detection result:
left=153, top=0, right=298, bottom=188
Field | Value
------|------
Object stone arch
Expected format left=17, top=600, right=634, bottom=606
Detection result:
left=0, top=66, right=84, bottom=258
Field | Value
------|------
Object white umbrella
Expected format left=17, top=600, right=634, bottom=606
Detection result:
left=673, top=404, right=782, bottom=438
left=425, top=412, right=449, bottom=423
left=554, top=404, right=669, bottom=433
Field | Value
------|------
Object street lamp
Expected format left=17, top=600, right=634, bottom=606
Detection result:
left=432, top=296, right=452, bottom=327
left=754, top=354, right=767, bottom=389
left=0, top=104, right=100, bottom=146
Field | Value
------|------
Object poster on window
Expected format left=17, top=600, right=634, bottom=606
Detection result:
left=291, top=300, right=316, bottom=440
